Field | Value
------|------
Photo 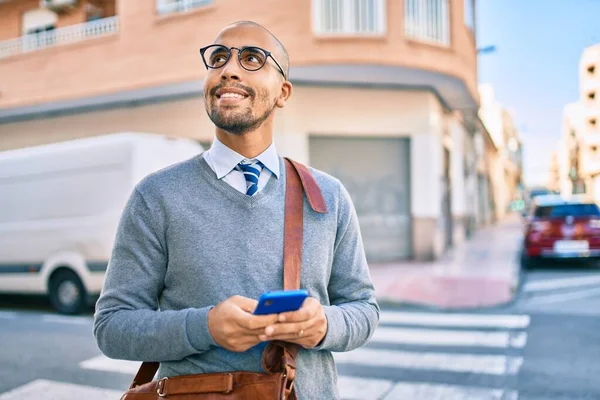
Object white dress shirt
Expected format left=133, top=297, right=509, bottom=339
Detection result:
left=203, top=136, right=280, bottom=194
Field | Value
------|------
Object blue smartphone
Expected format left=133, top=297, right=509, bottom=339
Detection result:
left=253, top=289, right=309, bottom=315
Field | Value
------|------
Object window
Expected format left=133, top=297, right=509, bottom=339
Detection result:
left=588, top=65, right=596, bottom=75
left=313, top=0, right=386, bottom=35
left=589, top=92, right=596, bottom=100
left=535, top=204, right=600, bottom=218
left=590, top=118, right=598, bottom=128
left=156, top=0, right=213, bottom=15
left=404, top=0, right=451, bottom=46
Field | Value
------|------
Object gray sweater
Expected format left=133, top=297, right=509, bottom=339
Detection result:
left=93, top=154, right=380, bottom=399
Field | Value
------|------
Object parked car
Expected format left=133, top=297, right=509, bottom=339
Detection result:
left=521, top=195, right=600, bottom=269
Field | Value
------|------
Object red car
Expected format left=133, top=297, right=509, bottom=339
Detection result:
left=521, top=196, right=600, bottom=268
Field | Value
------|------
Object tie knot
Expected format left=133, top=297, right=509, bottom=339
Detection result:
left=237, top=159, right=263, bottom=171
left=237, top=160, right=264, bottom=196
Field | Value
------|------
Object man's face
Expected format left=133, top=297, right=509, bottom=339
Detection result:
left=203, top=25, right=287, bottom=136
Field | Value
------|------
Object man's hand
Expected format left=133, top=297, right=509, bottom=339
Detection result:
left=259, top=297, right=327, bottom=349
left=208, top=295, right=280, bottom=352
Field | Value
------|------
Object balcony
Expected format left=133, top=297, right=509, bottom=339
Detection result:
left=156, top=0, right=214, bottom=16
left=582, top=151, right=600, bottom=176
left=0, top=16, right=118, bottom=60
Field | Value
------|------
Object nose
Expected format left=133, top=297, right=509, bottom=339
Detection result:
left=219, top=51, right=242, bottom=82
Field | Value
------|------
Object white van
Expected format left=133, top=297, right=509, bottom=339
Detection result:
left=0, top=133, right=204, bottom=314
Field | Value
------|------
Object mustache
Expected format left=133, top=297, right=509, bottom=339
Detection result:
left=209, top=83, right=255, bottom=98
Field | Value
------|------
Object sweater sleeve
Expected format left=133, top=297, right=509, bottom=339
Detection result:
left=314, top=182, right=380, bottom=352
left=93, top=187, right=217, bottom=362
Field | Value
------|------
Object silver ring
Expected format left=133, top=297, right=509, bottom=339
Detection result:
left=297, top=329, right=304, bottom=337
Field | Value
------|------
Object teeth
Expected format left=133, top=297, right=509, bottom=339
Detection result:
left=220, top=93, right=244, bottom=99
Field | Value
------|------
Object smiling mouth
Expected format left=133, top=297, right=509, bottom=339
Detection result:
left=217, top=92, right=248, bottom=100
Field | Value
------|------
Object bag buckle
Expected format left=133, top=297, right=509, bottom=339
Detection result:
left=157, top=377, right=168, bottom=397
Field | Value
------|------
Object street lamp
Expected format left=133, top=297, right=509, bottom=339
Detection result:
left=477, top=45, right=497, bottom=55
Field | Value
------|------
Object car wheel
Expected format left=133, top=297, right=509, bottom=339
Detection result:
left=520, top=253, right=536, bottom=270
left=49, top=270, right=87, bottom=315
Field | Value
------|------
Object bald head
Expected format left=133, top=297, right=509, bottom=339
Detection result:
left=216, top=21, right=290, bottom=79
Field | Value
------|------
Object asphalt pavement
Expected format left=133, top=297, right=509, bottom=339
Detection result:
left=508, top=261, right=600, bottom=400
left=0, top=261, right=599, bottom=399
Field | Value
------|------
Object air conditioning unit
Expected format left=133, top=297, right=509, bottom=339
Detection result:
left=40, top=0, right=78, bottom=13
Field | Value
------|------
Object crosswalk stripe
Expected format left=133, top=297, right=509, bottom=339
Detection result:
left=333, top=348, right=524, bottom=376
left=41, top=315, right=91, bottom=325
left=522, top=286, right=600, bottom=306
left=80, top=355, right=140, bottom=375
left=8, top=311, right=526, bottom=400
left=371, top=327, right=528, bottom=348
left=336, top=376, right=395, bottom=400
left=524, top=275, right=600, bottom=292
left=380, top=311, right=530, bottom=329
left=0, top=379, right=122, bottom=400
left=0, top=312, right=16, bottom=319
left=381, top=381, right=517, bottom=400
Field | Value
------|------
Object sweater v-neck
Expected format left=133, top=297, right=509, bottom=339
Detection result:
left=195, top=153, right=284, bottom=208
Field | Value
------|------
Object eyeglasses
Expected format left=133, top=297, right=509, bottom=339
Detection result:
left=199, top=45, right=286, bottom=80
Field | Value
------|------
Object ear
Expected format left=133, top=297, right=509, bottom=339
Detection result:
left=276, top=81, right=293, bottom=108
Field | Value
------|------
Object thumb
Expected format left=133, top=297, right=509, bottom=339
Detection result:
left=229, top=295, right=259, bottom=313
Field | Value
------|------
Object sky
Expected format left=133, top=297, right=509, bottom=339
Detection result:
left=476, top=0, right=600, bottom=187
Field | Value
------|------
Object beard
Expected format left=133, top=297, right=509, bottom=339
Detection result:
left=206, top=84, right=277, bottom=136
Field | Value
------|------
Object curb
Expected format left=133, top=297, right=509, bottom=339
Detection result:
left=375, top=262, right=525, bottom=313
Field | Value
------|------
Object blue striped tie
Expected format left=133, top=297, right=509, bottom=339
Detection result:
left=237, top=160, right=264, bottom=196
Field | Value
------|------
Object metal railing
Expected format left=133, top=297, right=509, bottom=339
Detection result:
left=0, top=16, right=119, bottom=60
left=404, top=0, right=450, bottom=46
left=313, top=0, right=386, bottom=35
left=156, top=0, right=213, bottom=15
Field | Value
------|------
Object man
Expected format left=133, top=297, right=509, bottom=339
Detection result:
left=93, top=21, right=379, bottom=399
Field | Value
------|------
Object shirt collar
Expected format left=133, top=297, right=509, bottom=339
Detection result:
left=206, top=136, right=280, bottom=179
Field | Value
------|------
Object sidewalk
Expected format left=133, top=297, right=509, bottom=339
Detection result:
left=370, top=214, right=524, bottom=309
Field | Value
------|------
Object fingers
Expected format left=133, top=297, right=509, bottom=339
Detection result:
left=277, top=297, right=319, bottom=323
left=259, top=320, right=311, bottom=341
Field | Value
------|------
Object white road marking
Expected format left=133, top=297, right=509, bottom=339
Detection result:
left=522, top=286, right=600, bottom=306
left=524, top=275, right=600, bottom=292
left=380, top=311, right=530, bottom=329
left=79, top=354, right=142, bottom=376
left=0, top=311, right=17, bottom=319
left=0, top=379, right=122, bottom=400
left=337, top=376, right=395, bottom=400
left=333, top=348, right=523, bottom=376
left=381, top=381, right=518, bottom=400
left=41, top=315, right=91, bottom=325
left=371, top=327, right=528, bottom=349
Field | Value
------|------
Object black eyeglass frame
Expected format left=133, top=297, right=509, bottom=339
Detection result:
left=199, top=45, right=287, bottom=80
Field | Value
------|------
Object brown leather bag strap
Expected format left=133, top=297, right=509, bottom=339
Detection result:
left=285, top=158, right=328, bottom=215
left=129, top=361, right=159, bottom=389
left=129, top=158, right=326, bottom=390
left=263, top=158, right=326, bottom=400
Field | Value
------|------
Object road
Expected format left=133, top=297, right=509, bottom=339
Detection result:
left=0, top=261, right=599, bottom=399
left=510, top=261, right=600, bottom=400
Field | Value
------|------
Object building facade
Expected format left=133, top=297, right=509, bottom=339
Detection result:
left=478, top=84, right=524, bottom=221
left=0, top=0, right=490, bottom=262
left=558, top=44, right=600, bottom=201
